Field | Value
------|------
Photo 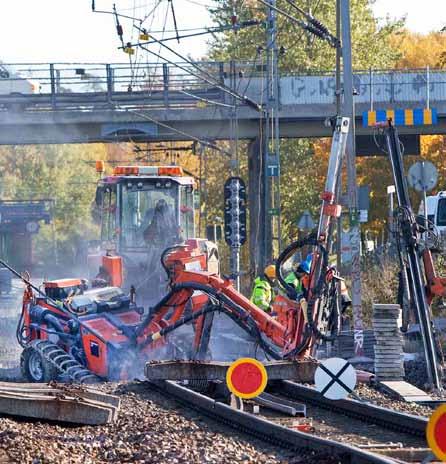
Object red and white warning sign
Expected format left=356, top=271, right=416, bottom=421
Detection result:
left=226, top=358, right=268, bottom=399
left=426, top=404, right=446, bottom=461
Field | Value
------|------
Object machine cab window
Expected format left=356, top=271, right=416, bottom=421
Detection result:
left=120, top=179, right=178, bottom=250
left=437, top=198, right=446, bottom=226
left=100, top=186, right=117, bottom=243
left=180, top=185, right=195, bottom=240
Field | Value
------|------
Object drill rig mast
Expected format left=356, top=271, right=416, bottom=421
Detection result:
left=381, top=121, right=443, bottom=390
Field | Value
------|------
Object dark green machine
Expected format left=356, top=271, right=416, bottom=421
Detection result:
left=0, top=200, right=53, bottom=278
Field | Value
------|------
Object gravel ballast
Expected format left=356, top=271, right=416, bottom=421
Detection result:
left=0, top=382, right=336, bottom=464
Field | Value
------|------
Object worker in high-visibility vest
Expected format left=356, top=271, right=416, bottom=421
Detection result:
left=282, top=254, right=312, bottom=299
left=250, top=264, right=277, bottom=312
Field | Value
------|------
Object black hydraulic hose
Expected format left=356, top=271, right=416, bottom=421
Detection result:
left=42, top=313, right=73, bottom=343
left=28, top=324, right=75, bottom=343
left=275, top=233, right=317, bottom=299
left=275, top=232, right=329, bottom=328
left=221, top=310, right=282, bottom=360
left=135, top=287, right=178, bottom=338
left=274, top=233, right=336, bottom=353
left=136, top=280, right=283, bottom=359
left=0, top=258, right=111, bottom=344
left=160, top=244, right=187, bottom=277
left=16, top=310, right=28, bottom=347
left=172, top=282, right=283, bottom=359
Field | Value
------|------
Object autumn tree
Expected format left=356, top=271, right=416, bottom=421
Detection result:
left=390, top=31, right=446, bottom=69
left=355, top=29, right=446, bottom=237
left=207, top=0, right=402, bottom=262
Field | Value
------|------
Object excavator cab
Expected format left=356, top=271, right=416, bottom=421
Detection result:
left=90, top=166, right=197, bottom=302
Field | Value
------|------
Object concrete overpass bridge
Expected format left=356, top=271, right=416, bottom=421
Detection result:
left=0, top=62, right=445, bottom=145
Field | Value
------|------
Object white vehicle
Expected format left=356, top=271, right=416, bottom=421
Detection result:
left=419, top=191, right=446, bottom=239
left=0, top=64, right=40, bottom=95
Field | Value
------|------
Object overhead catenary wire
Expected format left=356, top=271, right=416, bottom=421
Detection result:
left=130, top=20, right=260, bottom=46
left=140, top=0, right=164, bottom=24
left=168, top=0, right=181, bottom=43
left=129, top=25, right=263, bottom=110
left=178, top=89, right=235, bottom=108
left=92, top=2, right=142, bottom=22
left=136, top=42, right=261, bottom=111
left=256, top=0, right=339, bottom=48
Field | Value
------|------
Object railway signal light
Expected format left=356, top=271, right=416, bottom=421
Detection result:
left=224, top=177, right=247, bottom=247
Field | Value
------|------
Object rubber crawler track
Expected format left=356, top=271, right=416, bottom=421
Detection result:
left=148, top=380, right=397, bottom=464
left=31, top=340, right=100, bottom=383
left=277, top=381, right=427, bottom=437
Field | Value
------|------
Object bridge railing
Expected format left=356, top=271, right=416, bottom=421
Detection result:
left=229, top=67, right=446, bottom=107
left=0, top=61, right=226, bottom=94
left=0, top=62, right=445, bottom=110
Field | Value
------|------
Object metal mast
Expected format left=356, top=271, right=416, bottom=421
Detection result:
left=262, top=0, right=281, bottom=268
left=341, top=0, right=365, bottom=359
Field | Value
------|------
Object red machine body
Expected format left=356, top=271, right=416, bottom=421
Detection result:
left=16, top=118, right=350, bottom=382
left=17, top=236, right=325, bottom=381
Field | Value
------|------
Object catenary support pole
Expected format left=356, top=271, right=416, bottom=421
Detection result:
left=248, top=137, right=265, bottom=278
left=341, top=0, right=365, bottom=359
left=335, top=0, right=342, bottom=271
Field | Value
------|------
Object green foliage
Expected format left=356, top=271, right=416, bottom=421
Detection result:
left=0, top=144, right=107, bottom=267
left=280, top=139, right=320, bottom=239
left=209, top=0, right=402, bottom=70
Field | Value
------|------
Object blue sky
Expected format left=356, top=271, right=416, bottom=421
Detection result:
left=0, top=1, right=444, bottom=63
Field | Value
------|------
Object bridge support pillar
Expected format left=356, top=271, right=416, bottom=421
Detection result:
left=248, top=137, right=267, bottom=278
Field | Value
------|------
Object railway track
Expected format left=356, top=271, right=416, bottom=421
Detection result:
left=148, top=380, right=434, bottom=464
left=275, top=381, right=428, bottom=437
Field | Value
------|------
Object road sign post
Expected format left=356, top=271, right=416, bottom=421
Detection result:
left=426, top=404, right=446, bottom=461
left=314, top=357, right=357, bottom=400
left=407, top=160, right=438, bottom=244
left=226, top=358, right=268, bottom=399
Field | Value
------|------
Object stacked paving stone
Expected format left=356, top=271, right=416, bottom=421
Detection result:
left=373, top=304, right=405, bottom=380
left=333, top=329, right=376, bottom=359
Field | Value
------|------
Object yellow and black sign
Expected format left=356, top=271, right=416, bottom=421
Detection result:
left=363, top=108, right=437, bottom=127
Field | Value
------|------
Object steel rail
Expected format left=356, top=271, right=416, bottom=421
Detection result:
left=277, top=381, right=428, bottom=437
left=149, top=380, right=396, bottom=464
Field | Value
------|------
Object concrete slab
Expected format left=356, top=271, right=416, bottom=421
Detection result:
left=0, top=391, right=115, bottom=425
left=145, top=360, right=317, bottom=382
left=0, top=382, right=120, bottom=406
left=379, top=380, right=432, bottom=403
left=0, top=383, right=120, bottom=424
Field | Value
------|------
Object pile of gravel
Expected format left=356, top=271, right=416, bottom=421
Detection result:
left=356, top=384, right=432, bottom=417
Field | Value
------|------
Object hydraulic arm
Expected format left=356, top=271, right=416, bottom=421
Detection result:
left=138, top=116, right=351, bottom=360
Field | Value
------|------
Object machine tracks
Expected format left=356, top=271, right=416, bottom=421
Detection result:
left=148, top=380, right=416, bottom=464
left=22, top=340, right=100, bottom=383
